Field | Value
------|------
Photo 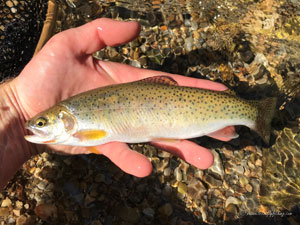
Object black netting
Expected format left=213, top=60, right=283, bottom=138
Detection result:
left=0, top=0, right=48, bottom=81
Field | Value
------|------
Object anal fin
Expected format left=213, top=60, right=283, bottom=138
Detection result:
left=151, top=138, right=180, bottom=142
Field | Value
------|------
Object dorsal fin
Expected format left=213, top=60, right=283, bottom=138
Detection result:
left=139, top=76, right=179, bottom=86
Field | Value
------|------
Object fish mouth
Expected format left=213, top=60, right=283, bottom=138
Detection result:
left=24, top=125, right=56, bottom=144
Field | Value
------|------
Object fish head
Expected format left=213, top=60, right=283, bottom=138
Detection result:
left=24, top=106, right=77, bottom=145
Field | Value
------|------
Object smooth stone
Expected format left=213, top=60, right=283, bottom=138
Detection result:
left=177, top=182, right=187, bottom=195
left=13, top=209, right=21, bottom=216
left=142, top=207, right=155, bottom=217
left=158, top=203, right=173, bottom=217
left=174, top=167, right=182, bottom=182
left=225, top=196, right=242, bottom=207
left=117, top=205, right=140, bottom=223
left=163, top=167, right=171, bottom=176
left=1, top=197, right=12, bottom=207
left=208, top=150, right=225, bottom=177
left=0, top=207, right=9, bottom=216
left=34, top=203, right=58, bottom=220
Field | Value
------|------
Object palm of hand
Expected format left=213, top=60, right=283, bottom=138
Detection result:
left=11, top=19, right=231, bottom=177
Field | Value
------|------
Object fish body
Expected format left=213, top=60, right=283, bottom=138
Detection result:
left=25, top=76, right=276, bottom=146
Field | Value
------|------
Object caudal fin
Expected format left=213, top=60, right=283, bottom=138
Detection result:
left=254, top=97, right=277, bottom=144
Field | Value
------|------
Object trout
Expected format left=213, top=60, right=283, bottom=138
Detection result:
left=24, top=76, right=276, bottom=146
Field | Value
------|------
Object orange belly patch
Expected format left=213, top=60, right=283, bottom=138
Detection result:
left=73, top=130, right=107, bottom=141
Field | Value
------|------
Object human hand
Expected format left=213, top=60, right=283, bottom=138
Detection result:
left=10, top=18, right=234, bottom=178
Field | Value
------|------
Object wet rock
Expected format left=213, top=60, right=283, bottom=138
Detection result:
left=232, top=165, right=245, bottom=174
left=154, top=158, right=169, bottom=172
left=184, top=36, right=194, bottom=52
left=1, top=197, right=12, bottom=207
left=0, top=207, right=9, bottom=216
left=208, top=150, right=225, bottom=177
left=16, top=215, right=35, bottom=225
left=187, top=178, right=206, bottom=200
left=116, top=205, right=140, bottom=223
left=162, top=184, right=172, bottom=196
left=174, top=167, right=182, bottom=181
left=245, top=183, right=253, bottom=193
left=163, top=167, right=171, bottom=176
left=224, top=203, right=238, bottom=221
left=177, top=182, right=187, bottom=195
left=239, top=176, right=249, bottom=187
left=13, top=209, right=21, bottom=216
left=203, top=174, right=223, bottom=188
left=158, top=203, right=173, bottom=217
left=225, top=196, right=242, bottom=207
left=143, top=207, right=155, bottom=217
left=130, top=60, right=141, bottom=68
left=194, top=169, right=204, bottom=179
left=34, top=203, right=57, bottom=221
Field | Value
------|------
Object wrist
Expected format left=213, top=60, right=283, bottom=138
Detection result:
left=0, top=81, right=37, bottom=190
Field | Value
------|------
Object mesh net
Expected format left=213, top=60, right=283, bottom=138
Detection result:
left=0, top=0, right=48, bottom=81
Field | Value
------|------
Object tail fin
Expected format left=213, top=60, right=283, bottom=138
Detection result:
left=254, top=97, right=277, bottom=144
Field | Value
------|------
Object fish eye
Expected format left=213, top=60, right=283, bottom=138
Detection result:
left=35, top=117, right=47, bottom=127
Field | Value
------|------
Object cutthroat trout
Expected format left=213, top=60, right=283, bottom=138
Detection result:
left=24, top=76, right=276, bottom=146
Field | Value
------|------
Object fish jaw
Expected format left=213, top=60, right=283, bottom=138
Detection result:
left=24, top=134, right=57, bottom=144
left=24, top=124, right=58, bottom=144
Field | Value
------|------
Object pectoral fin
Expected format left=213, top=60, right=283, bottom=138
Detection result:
left=151, top=138, right=180, bottom=142
left=86, top=147, right=101, bottom=154
left=207, top=126, right=238, bottom=141
left=73, top=130, right=107, bottom=141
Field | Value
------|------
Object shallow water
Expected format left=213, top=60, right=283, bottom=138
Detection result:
left=1, top=0, right=300, bottom=224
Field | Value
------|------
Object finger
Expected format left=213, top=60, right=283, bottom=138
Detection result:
left=48, top=18, right=140, bottom=55
left=151, top=140, right=214, bottom=169
left=98, top=61, right=228, bottom=91
left=96, top=142, right=152, bottom=177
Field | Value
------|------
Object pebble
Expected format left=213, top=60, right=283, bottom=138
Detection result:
left=117, top=205, right=140, bottom=223
left=184, top=36, right=194, bottom=52
left=0, top=207, right=9, bottom=216
left=255, top=159, right=262, bottom=167
left=177, top=182, right=187, bottom=195
left=1, top=197, right=12, bottom=207
left=245, top=183, right=253, bottom=192
left=24, top=204, right=29, bottom=210
left=158, top=203, right=173, bottom=217
left=130, top=60, right=141, bottom=68
left=142, top=207, right=155, bottom=217
left=233, top=165, right=245, bottom=174
left=187, top=178, right=206, bottom=200
left=16, top=215, right=29, bottom=225
left=194, top=169, right=204, bottom=179
left=239, top=176, right=249, bottom=187
left=13, top=209, right=21, bottom=216
left=174, top=167, right=182, bottom=181
left=163, top=167, right=171, bottom=176
left=162, top=184, right=172, bottom=196
left=203, top=174, right=223, bottom=188
left=154, top=158, right=169, bottom=172
left=209, top=150, right=225, bottom=178
left=34, top=203, right=58, bottom=220
left=7, top=217, right=15, bottom=224
left=224, top=204, right=238, bottom=220
left=37, top=181, right=47, bottom=190
left=225, top=196, right=242, bottom=207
